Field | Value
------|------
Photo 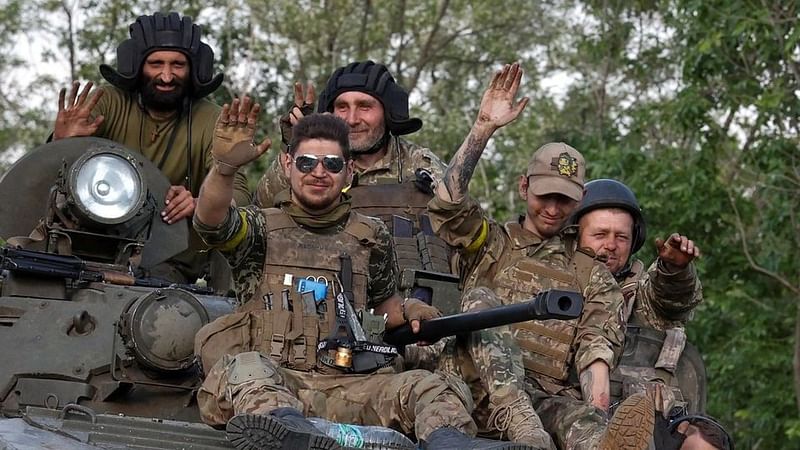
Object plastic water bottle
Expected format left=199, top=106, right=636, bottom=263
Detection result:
left=308, top=417, right=416, bottom=450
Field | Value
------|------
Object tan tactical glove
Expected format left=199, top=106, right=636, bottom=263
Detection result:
left=212, top=96, right=266, bottom=176
left=402, top=297, right=442, bottom=323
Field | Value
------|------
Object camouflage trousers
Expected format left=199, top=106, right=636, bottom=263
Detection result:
left=197, top=351, right=476, bottom=441
left=438, top=287, right=609, bottom=449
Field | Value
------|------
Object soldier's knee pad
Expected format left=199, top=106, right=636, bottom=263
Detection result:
left=461, top=287, right=501, bottom=312
left=226, top=351, right=282, bottom=389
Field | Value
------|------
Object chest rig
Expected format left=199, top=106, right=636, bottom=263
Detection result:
left=239, top=209, right=389, bottom=373
left=348, top=178, right=459, bottom=314
left=610, top=260, right=707, bottom=413
left=472, top=222, right=593, bottom=394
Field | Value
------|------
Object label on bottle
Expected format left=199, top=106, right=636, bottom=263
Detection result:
left=335, top=423, right=365, bottom=448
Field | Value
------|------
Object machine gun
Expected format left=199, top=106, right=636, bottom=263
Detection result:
left=383, top=289, right=583, bottom=346
left=0, top=246, right=212, bottom=294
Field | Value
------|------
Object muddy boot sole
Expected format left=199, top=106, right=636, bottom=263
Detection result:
left=226, top=413, right=343, bottom=450
left=598, top=392, right=655, bottom=450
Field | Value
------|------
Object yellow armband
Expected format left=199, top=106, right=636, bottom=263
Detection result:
left=465, top=219, right=488, bottom=253
left=218, top=210, right=248, bottom=253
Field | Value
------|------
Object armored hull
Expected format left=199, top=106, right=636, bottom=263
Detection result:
left=0, top=138, right=237, bottom=448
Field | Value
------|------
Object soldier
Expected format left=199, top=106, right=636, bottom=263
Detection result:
left=428, top=62, right=655, bottom=449
left=192, top=106, right=529, bottom=449
left=255, top=60, right=443, bottom=215
left=254, top=61, right=457, bottom=312
left=51, top=12, right=250, bottom=286
left=571, top=179, right=706, bottom=414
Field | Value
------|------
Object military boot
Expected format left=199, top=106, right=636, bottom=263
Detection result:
left=487, top=386, right=556, bottom=450
left=226, top=407, right=345, bottom=450
left=597, top=392, right=655, bottom=450
left=422, top=426, right=543, bottom=450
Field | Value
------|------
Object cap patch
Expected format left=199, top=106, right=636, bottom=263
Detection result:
left=551, top=152, right=578, bottom=177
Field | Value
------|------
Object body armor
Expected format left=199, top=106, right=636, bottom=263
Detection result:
left=207, top=209, right=383, bottom=373
left=348, top=180, right=458, bottom=314
left=611, top=261, right=707, bottom=413
left=472, top=222, right=593, bottom=395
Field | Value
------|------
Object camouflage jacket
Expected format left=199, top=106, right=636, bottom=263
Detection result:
left=254, top=136, right=446, bottom=207
left=620, top=258, right=703, bottom=331
left=428, top=194, right=626, bottom=375
left=193, top=205, right=397, bottom=307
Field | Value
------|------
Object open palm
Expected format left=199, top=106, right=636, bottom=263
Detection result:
left=477, top=62, right=528, bottom=128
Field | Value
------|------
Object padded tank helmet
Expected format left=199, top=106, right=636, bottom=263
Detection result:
left=99, top=12, right=223, bottom=99
left=571, top=178, right=647, bottom=254
left=316, top=61, right=422, bottom=136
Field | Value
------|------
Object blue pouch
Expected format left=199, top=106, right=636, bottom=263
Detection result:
left=297, top=278, right=328, bottom=302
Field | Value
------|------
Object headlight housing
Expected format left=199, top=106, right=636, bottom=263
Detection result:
left=68, top=149, right=146, bottom=225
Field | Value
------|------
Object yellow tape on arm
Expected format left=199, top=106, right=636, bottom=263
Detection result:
left=464, top=219, right=488, bottom=253
left=218, top=210, right=249, bottom=253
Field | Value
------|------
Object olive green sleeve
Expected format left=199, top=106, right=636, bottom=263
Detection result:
left=632, top=259, right=703, bottom=330
left=427, top=194, right=488, bottom=250
left=573, top=263, right=627, bottom=373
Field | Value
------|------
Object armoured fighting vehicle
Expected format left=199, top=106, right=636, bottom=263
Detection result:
left=0, top=137, right=238, bottom=449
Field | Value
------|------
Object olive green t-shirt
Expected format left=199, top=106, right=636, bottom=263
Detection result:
left=92, top=85, right=250, bottom=205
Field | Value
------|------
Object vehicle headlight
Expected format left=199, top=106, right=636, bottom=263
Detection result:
left=68, top=150, right=145, bottom=225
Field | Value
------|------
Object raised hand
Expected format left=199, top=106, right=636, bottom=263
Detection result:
left=656, top=233, right=700, bottom=270
left=280, top=81, right=316, bottom=145
left=54, top=81, right=105, bottom=140
left=476, top=62, right=529, bottom=130
left=290, top=81, right=315, bottom=125
left=441, top=62, right=529, bottom=203
left=212, top=96, right=271, bottom=175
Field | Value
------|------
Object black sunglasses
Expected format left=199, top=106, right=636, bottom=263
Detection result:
left=292, top=154, right=346, bottom=174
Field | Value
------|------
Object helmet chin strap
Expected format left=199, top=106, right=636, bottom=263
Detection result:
left=350, top=130, right=390, bottom=156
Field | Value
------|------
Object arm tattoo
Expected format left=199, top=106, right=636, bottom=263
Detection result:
left=444, top=132, right=488, bottom=200
left=580, top=370, right=594, bottom=404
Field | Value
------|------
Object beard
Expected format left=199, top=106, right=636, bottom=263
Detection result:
left=140, top=74, right=188, bottom=112
left=291, top=178, right=342, bottom=212
left=349, top=121, right=387, bottom=153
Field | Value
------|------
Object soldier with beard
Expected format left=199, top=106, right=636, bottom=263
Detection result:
left=192, top=108, right=532, bottom=450
left=51, top=12, right=250, bottom=285
left=253, top=62, right=455, bottom=309
left=254, top=61, right=445, bottom=214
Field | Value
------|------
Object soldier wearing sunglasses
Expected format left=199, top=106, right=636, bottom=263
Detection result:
left=191, top=106, right=515, bottom=449
left=253, top=62, right=459, bottom=325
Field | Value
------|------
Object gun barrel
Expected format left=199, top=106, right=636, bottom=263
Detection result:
left=383, top=289, right=583, bottom=346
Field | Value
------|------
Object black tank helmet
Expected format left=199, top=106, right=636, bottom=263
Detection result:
left=316, top=61, right=422, bottom=136
left=99, top=12, right=223, bottom=99
left=571, top=178, right=647, bottom=254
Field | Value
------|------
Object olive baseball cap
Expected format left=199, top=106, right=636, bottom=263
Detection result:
left=526, top=142, right=586, bottom=201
